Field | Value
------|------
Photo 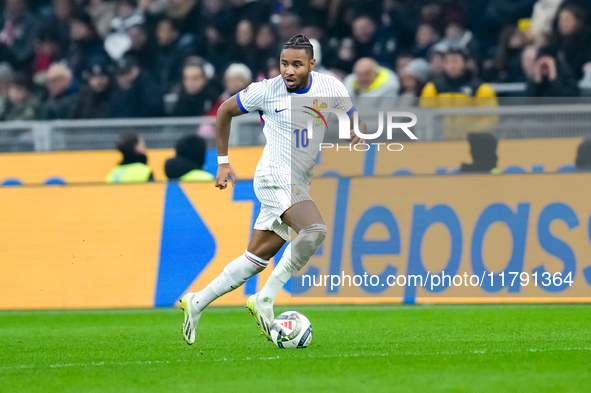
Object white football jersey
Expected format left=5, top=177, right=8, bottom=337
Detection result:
left=236, top=71, right=355, bottom=185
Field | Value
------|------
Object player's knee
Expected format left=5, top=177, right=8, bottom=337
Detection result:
left=299, top=223, right=328, bottom=250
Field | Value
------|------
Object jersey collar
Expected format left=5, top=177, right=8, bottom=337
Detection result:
left=293, top=73, right=313, bottom=94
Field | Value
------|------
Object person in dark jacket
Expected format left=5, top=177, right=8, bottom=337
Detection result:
left=71, top=57, right=114, bottom=119
left=575, top=138, right=591, bottom=171
left=40, top=62, right=78, bottom=119
left=164, top=133, right=214, bottom=181
left=110, top=55, right=164, bottom=118
left=67, top=12, right=108, bottom=81
left=460, top=132, right=500, bottom=174
left=106, top=132, right=154, bottom=183
left=420, top=46, right=498, bottom=140
left=525, top=48, right=580, bottom=97
left=0, top=72, right=40, bottom=121
left=153, top=17, right=197, bottom=93
left=0, top=0, right=39, bottom=69
left=170, top=60, right=216, bottom=117
left=544, top=3, right=591, bottom=81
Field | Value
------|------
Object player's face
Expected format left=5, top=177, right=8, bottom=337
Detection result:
left=280, top=48, right=315, bottom=92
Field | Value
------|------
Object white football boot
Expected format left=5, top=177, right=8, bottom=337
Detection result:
left=180, top=293, right=202, bottom=345
left=246, top=293, right=274, bottom=341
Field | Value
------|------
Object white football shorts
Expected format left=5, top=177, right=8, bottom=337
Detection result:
left=253, top=172, right=312, bottom=241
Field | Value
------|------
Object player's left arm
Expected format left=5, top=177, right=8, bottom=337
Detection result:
left=333, top=76, right=366, bottom=144
left=348, top=112, right=366, bottom=144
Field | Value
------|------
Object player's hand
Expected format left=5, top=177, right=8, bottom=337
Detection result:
left=215, top=164, right=237, bottom=190
left=348, top=129, right=365, bottom=145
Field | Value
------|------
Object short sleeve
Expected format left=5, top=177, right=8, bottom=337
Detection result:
left=332, top=78, right=356, bottom=116
left=236, top=81, right=267, bottom=114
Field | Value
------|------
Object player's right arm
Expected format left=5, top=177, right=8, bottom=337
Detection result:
left=214, top=95, right=244, bottom=190
left=215, top=80, right=266, bottom=190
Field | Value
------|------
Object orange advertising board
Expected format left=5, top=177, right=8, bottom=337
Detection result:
left=1, top=172, right=589, bottom=310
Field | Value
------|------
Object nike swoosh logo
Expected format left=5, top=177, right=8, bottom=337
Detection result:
left=275, top=108, right=287, bottom=113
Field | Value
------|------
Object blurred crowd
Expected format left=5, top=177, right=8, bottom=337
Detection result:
left=1, top=0, right=591, bottom=122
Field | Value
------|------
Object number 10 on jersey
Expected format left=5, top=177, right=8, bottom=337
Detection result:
left=293, top=129, right=309, bottom=148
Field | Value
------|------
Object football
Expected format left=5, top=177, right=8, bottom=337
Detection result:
left=269, top=311, right=313, bottom=349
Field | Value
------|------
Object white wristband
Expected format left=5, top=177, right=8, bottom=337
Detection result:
left=217, top=155, right=229, bottom=165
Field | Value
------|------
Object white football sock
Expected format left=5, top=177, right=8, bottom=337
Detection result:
left=259, top=224, right=327, bottom=306
left=193, top=251, right=268, bottom=312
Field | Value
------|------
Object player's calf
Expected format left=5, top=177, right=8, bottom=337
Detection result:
left=290, top=223, right=327, bottom=272
left=258, top=223, right=327, bottom=310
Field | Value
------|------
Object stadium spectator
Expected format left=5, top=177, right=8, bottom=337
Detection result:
left=543, top=2, right=591, bottom=80
left=290, top=0, right=331, bottom=30
left=164, top=133, right=214, bottom=181
left=427, top=42, right=448, bottom=78
left=344, top=57, right=400, bottom=98
left=208, top=63, right=251, bottom=117
left=87, top=0, right=118, bottom=39
left=227, top=0, right=272, bottom=27
left=525, top=49, right=580, bottom=96
left=71, top=57, right=114, bottom=119
left=263, top=57, right=280, bottom=79
left=420, top=0, right=445, bottom=33
left=203, top=20, right=232, bottom=75
left=575, top=138, right=591, bottom=171
left=137, top=0, right=168, bottom=16
left=40, top=62, right=78, bottom=119
left=110, top=55, right=164, bottom=117
left=459, top=132, right=500, bottom=174
left=438, top=16, right=480, bottom=63
left=106, top=132, right=154, bottom=183
left=170, top=60, right=216, bottom=117
left=31, top=29, right=64, bottom=86
left=329, top=16, right=387, bottom=74
left=0, top=62, right=14, bottom=115
left=342, top=0, right=383, bottom=27
left=399, top=58, right=430, bottom=98
left=154, top=17, right=196, bottom=93
left=0, top=0, right=586, bottom=123
left=529, top=0, right=565, bottom=44
left=421, top=46, right=496, bottom=99
left=0, top=72, right=40, bottom=121
left=351, top=16, right=380, bottom=60
left=0, top=0, right=39, bottom=68
left=103, top=0, right=145, bottom=60
left=485, top=24, right=532, bottom=83
left=463, top=0, right=537, bottom=60
left=110, top=0, right=145, bottom=34
left=123, top=23, right=159, bottom=79
left=414, top=22, right=441, bottom=59
left=228, top=20, right=257, bottom=73
left=41, top=0, right=74, bottom=52
left=420, top=46, right=498, bottom=140
left=164, top=0, right=201, bottom=37
left=68, top=12, right=108, bottom=81
left=395, top=52, right=414, bottom=78
left=253, top=23, right=277, bottom=79
left=308, top=38, right=338, bottom=79
left=277, top=13, right=302, bottom=47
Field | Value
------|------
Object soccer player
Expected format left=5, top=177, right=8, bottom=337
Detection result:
left=181, top=34, right=366, bottom=344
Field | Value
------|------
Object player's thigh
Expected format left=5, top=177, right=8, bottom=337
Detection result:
left=281, top=200, right=325, bottom=234
left=247, top=229, right=286, bottom=260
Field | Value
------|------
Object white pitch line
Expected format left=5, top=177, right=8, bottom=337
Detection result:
left=1, top=347, right=589, bottom=372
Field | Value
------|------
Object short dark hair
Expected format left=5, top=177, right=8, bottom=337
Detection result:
left=283, top=34, right=314, bottom=59
left=117, top=132, right=140, bottom=156
left=175, top=134, right=207, bottom=168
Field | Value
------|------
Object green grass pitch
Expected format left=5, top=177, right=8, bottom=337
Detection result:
left=0, top=304, right=589, bottom=393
